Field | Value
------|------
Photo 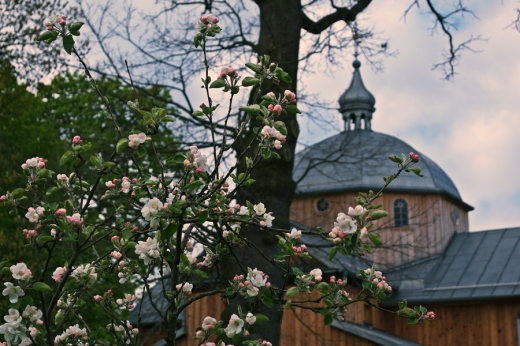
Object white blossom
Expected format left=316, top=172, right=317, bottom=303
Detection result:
left=2, top=283, right=24, bottom=303
left=254, top=203, right=266, bottom=216
left=334, top=213, right=357, bottom=234
left=225, top=314, right=244, bottom=337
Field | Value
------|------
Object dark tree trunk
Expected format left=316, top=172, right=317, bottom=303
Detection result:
left=220, top=0, right=302, bottom=343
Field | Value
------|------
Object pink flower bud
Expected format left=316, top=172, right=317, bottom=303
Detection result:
left=239, top=275, right=244, bottom=280
left=266, top=282, right=271, bottom=288
left=38, top=162, right=45, bottom=168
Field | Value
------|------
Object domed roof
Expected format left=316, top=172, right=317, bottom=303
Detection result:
left=293, top=131, right=473, bottom=209
left=338, top=60, right=376, bottom=113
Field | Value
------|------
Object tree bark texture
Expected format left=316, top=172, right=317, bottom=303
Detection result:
left=220, top=0, right=302, bottom=344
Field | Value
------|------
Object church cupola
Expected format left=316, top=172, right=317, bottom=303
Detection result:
left=338, top=59, right=376, bottom=131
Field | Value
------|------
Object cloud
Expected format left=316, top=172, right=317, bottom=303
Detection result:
left=297, top=0, right=520, bottom=231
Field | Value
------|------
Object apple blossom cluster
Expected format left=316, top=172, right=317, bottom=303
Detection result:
left=104, top=177, right=137, bottom=196
left=54, top=324, right=88, bottom=345
left=235, top=202, right=275, bottom=228
left=111, top=321, right=139, bottom=345
left=56, top=173, right=72, bottom=187
left=357, top=266, right=392, bottom=300
left=71, top=263, right=98, bottom=287
left=285, top=267, right=325, bottom=300
left=134, top=237, right=161, bottom=264
left=183, top=146, right=208, bottom=173
left=409, top=152, right=420, bottom=162
left=175, top=282, right=194, bottom=298
left=193, top=316, right=224, bottom=342
left=218, top=67, right=239, bottom=80
left=0, top=307, right=43, bottom=346
left=275, top=228, right=311, bottom=261
left=116, top=294, right=138, bottom=310
left=109, top=251, right=134, bottom=284
left=396, top=300, right=435, bottom=324
left=128, top=133, right=147, bottom=148
left=260, top=125, right=286, bottom=150
left=44, top=14, right=66, bottom=30
left=24, top=206, right=44, bottom=224
left=263, top=89, right=297, bottom=117
left=141, top=198, right=164, bottom=228
left=57, top=293, right=79, bottom=310
left=229, top=268, right=271, bottom=299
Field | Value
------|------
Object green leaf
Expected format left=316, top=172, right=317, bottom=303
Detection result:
left=192, top=111, right=204, bottom=116
left=125, top=241, right=137, bottom=248
left=242, top=77, right=261, bottom=87
left=70, top=22, right=84, bottom=31
left=37, top=31, right=55, bottom=41
left=60, top=151, right=74, bottom=165
left=11, top=188, right=24, bottom=200
left=323, top=313, right=333, bottom=325
left=329, top=246, right=339, bottom=261
left=368, top=232, right=382, bottom=247
left=407, top=316, right=418, bottom=325
left=286, top=287, right=299, bottom=298
left=273, top=121, right=287, bottom=136
left=32, top=282, right=53, bottom=293
left=136, top=145, right=147, bottom=158
left=275, top=68, right=292, bottom=83
left=245, top=63, right=263, bottom=73
left=286, top=105, right=301, bottom=114
left=255, top=314, right=269, bottom=322
left=38, top=236, right=55, bottom=242
left=184, top=180, right=204, bottom=191
left=70, top=30, right=80, bottom=36
left=199, top=210, right=209, bottom=224
left=165, top=154, right=185, bottom=165
left=63, top=35, right=74, bottom=55
left=362, top=281, right=372, bottom=290
left=239, top=105, right=261, bottom=115
left=262, top=297, right=274, bottom=308
left=388, top=154, right=403, bottom=164
left=193, top=33, right=202, bottom=48
left=103, top=162, right=116, bottom=168
left=316, top=282, right=330, bottom=291
left=369, top=210, right=388, bottom=221
left=195, top=270, right=208, bottom=278
left=116, top=139, right=129, bottom=153
left=210, top=79, right=226, bottom=88
left=162, top=223, right=177, bottom=240
left=90, top=155, right=102, bottom=168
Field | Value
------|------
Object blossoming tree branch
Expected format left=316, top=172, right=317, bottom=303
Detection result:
left=0, top=13, right=433, bottom=346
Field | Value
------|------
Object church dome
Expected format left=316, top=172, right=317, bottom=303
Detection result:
left=293, top=130, right=472, bottom=210
left=338, top=60, right=376, bottom=114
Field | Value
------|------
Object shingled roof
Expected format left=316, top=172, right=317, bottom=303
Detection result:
left=383, top=227, right=520, bottom=305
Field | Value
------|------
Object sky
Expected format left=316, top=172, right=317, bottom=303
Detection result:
left=81, top=0, right=520, bottom=232
left=296, top=0, right=520, bottom=232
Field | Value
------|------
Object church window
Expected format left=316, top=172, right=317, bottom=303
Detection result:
left=394, top=198, right=408, bottom=226
left=316, top=198, right=330, bottom=212
left=452, top=207, right=459, bottom=225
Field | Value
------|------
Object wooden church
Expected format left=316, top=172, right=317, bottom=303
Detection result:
left=131, top=59, right=520, bottom=346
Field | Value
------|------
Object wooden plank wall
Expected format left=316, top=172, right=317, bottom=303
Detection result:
left=139, top=292, right=520, bottom=346
left=139, top=286, right=379, bottom=346
left=375, top=298, right=520, bottom=346
left=290, top=192, right=469, bottom=269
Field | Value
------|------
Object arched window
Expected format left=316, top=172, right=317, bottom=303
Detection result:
left=394, top=198, right=409, bottom=226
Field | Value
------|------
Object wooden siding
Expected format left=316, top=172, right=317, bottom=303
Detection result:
left=374, top=298, right=520, bottom=346
left=138, top=290, right=520, bottom=346
left=290, top=192, right=469, bottom=269
left=139, top=286, right=379, bottom=346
